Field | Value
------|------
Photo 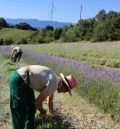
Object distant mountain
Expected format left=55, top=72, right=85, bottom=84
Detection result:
left=5, top=18, right=74, bottom=29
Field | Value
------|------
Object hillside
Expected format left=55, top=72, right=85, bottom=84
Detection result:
left=5, top=18, right=74, bottom=29
left=0, top=28, right=35, bottom=43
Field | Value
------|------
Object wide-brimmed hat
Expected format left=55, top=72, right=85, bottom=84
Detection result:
left=60, top=73, right=77, bottom=96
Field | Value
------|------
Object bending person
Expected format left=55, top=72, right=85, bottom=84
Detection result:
left=11, top=46, right=22, bottom=62
left=9, top=65, right=77, bottom=129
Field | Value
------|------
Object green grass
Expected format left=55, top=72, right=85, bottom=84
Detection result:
left=0, top=28, right=35, bottom=43
left=20, top=41, right=120, bottom=69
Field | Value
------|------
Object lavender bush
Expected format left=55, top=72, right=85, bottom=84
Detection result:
left=23, top=50, right=120, bottom=87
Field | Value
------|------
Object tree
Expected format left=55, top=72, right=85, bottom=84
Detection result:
left=96, top=9, right=106, bottom=22
left=53, top=28, right=62, bottom=40
left=62, top=27, right=79, bottom=42
left=42, top=25, right=54, bottom=33
left=16, top=22, right=30, bottom=30
left=0, top=17, right=8, bottom=27
left=15, top=22, right=37, bottom=31
left=92, top=23, right=109, bottom=42
left=106, top=11, right=118, bottom=21
left=76, top=19, right=96, bottom=40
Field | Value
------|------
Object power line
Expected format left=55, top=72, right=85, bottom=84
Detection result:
left=80, top=4, right=83, bottom=20
left=50, top=0, right=54, bottom=26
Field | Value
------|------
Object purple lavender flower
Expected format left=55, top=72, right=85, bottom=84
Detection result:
left=1, top=46, right=120, bottom=86
left=23, top=50, right=120, bottom=86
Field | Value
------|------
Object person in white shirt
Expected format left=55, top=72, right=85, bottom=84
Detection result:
left=11, top=46, right=22, bottom=62
left=9, top=65, right=77, bottom=129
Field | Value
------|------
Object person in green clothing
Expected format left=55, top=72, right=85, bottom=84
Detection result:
left=9, top=65, right=77, bottom=129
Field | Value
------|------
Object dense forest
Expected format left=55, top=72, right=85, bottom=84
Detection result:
left=0, top=9, right=120, bottom=44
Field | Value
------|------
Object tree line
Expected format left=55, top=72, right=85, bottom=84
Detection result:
left=0, top=9, right=120, bottom=44
left=0, top=17, right=37, bottom=31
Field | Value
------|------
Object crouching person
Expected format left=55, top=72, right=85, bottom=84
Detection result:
left=11, top=46, right=22, bottom=62
left=9, top=65, right=77, bottom=129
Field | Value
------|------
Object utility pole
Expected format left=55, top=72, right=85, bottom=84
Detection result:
left=50, top=0, right=54, bottom=26
left=80, top=4, right=83, bottom=20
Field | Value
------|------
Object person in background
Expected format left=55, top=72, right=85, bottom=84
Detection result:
left=10, top=45, right=22, bottom=62
left=9, top=65, right=77, bottom=129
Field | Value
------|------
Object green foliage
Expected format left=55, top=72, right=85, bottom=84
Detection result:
left=15, top=22, right=37, bottom=31
left=92, top=23, right=109, bottom=42
left=42, top=25, right=54, bottom=33
left=0, top=38, right=14, bottom=45
left=53, top=28, right=62, bottom=40
left=96, top=9, right=106, bottom=22
left=62, top=27, right=78, bottom=42
left=0, top=28, right=35, bottom=44
left=15, top=22, right=31, bottom=30
left=105, top=59, right=120, bottom=68
left=4, top=38, right=14, bottom=45
left=17, top=38, right=28, bottom=44
left=0, top=10, right=120, bottom=44
left=0, top=17, right=8, bottom=27
left=59, top=10, right=120, bottom=42
left=0, top=39, right=4, bottom=45
left=79, top=77, right=120, bottom=120
left=38, top=36, right=46, bottom=44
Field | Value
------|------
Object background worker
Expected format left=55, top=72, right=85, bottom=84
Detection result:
left=10, top=46, right=22, bottom=62
left=9, top=65, right=77, bottom=129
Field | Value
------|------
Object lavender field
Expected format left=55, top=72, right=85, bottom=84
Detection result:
left=20, top=41, right=120, bottom=69
left=22, top=48, right=120, bottom=119
left=1, top=43, right=120, bottom=128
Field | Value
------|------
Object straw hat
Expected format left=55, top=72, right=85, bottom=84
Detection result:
left=60, top=73, right=77, bottom=96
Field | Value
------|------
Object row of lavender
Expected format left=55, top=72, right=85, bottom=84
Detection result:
left=0, top=46, right=10, bottom=56
left=23, top=50, right=120, bottom=87
left=1, top=46, right=120, bottom=86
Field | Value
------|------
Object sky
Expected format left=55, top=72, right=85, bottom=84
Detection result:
left=0, top=0, right=119, bottom=23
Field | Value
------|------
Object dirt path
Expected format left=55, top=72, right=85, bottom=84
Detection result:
left=0, top=61, right=11, bottom=129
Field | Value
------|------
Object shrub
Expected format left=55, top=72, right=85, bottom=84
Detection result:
left=0, top=39, right=4, bottom=45
left=38, top=37, right=45, bottom=44
left=4, top=39, right=14, bottom=45
left=17, top=38, right=28, bottom=44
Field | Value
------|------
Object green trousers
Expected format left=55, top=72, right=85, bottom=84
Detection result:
left=9, top=71, right=36, bottom=129
left=14, top=51, right=22, bottom=62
